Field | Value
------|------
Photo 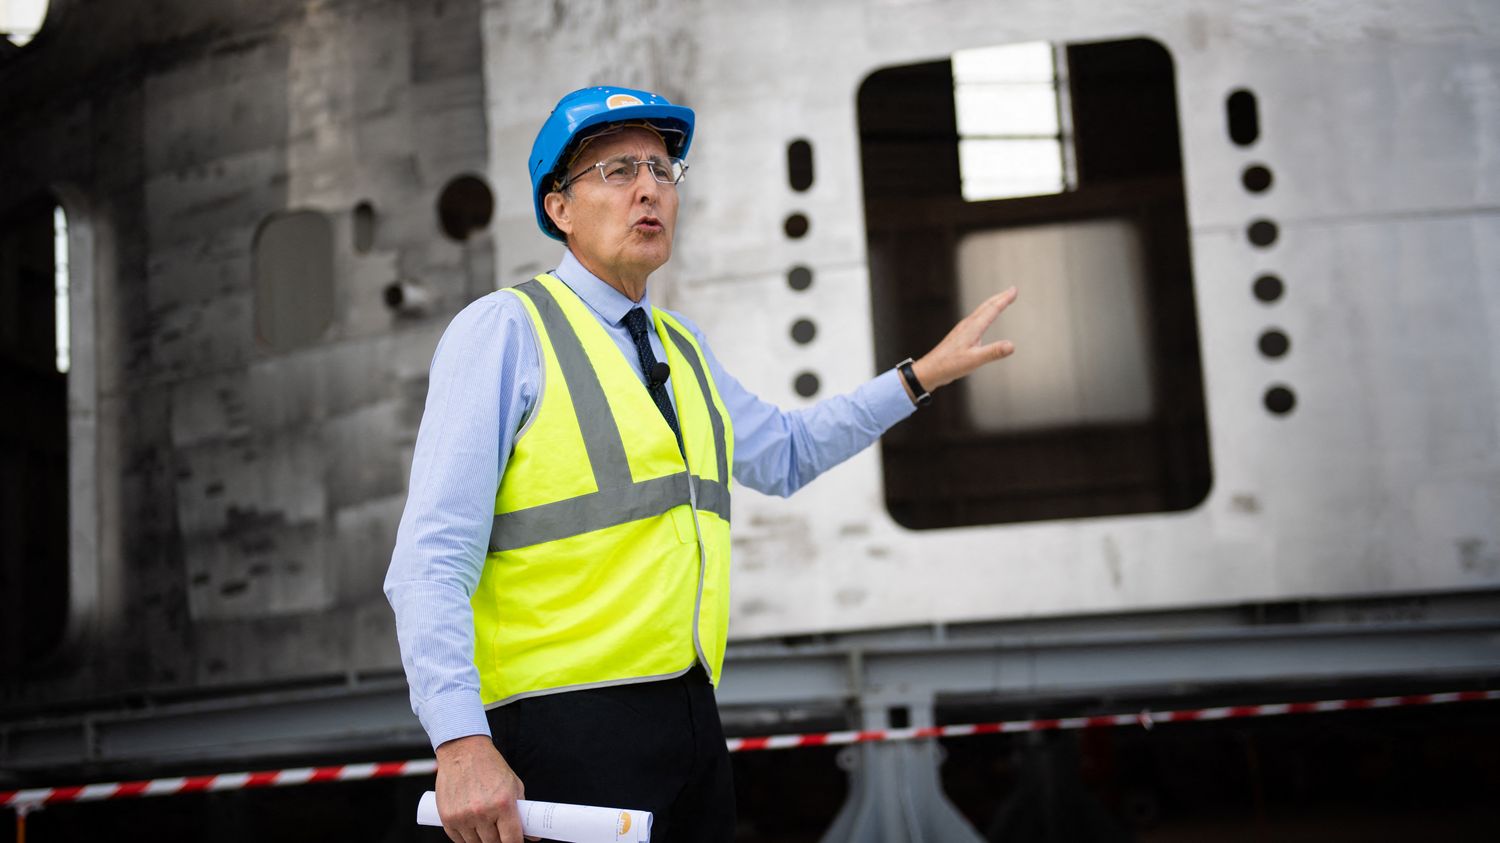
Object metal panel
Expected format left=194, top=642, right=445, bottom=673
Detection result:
left=483, top=0, right=1500, bottom=640
left=10, top=593, right=1496, bottom=772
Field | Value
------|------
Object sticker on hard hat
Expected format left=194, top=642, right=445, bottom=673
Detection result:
left=607, top=94, right=644, bottom=109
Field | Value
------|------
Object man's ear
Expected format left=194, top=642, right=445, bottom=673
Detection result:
left=543, top=192, right=573, bottom=238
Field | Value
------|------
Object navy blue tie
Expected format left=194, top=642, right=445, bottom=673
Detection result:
left=623, top=307, right=681, bottom=441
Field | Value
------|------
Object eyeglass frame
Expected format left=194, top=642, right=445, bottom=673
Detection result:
left=554, top=154, right=689, bottom=193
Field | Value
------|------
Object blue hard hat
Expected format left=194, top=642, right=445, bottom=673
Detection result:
left=528, top=86, right=696, bottom=241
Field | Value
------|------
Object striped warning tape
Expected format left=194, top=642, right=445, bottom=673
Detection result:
left=724, top=688, right=1500, bottom=751
left=2, top=760, right=436, bottom=812
left=4, top=688, right=1495, bottom=810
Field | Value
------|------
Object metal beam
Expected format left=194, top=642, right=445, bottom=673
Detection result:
left=5, top=595, right=1499, bottom=775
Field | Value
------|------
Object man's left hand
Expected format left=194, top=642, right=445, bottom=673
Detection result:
left=908, top=286, right=1018, bottom=398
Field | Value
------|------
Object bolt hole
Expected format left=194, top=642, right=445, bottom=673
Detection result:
left=1264, top=385, right=1296, bottom=415
left=1227, top=89, right=1260, bottom=146
left=790, top=318, right=816, bottom=345
left=788, top=265, right=813, bottom=291
left=787, top=139, right=815, bottom=192
left=1253, top=274, right=1284, bottom=303
left=1242, top=164, right=1273, bottom=193
left=784, top=213, right=810, bottom=239
left=1248, top=219, right=1278, bottom=248
left=437, top=175, right=494, bottom=241
left=794, top=371, right=820, bottom=397
left=353, top=200, right=376, bottom=253
left=1258, top=329, right=1290, bottom=359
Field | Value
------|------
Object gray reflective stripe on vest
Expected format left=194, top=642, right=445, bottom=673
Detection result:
left=662, top=322, right=730, bottom=488
left=694, top=477, right=731, bottom=523
left=489, top=472, right=732, bottom=552
left=513, top=279, right=633, bottom=491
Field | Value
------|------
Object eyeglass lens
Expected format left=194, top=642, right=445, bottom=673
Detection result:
left=599, top=156, right=686, bottom=185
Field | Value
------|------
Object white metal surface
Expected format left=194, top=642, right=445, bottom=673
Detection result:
left=482, top=0, right=1500, bottom=639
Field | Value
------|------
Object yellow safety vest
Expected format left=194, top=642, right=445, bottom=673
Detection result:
left=471, top=274, right=735, bottom=707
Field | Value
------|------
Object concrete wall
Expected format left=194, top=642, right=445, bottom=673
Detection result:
left=0, top=0, right=490, bottom=706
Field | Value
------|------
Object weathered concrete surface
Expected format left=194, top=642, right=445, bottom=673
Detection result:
left=0, top=0, right=489, bottom=707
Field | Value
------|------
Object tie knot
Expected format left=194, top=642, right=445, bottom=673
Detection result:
left=623, top=307, right=651, bottom=340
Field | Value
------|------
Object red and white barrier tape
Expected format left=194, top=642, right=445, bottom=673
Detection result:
left=725, top=688, right=1500, bottom=751
left=4, top=688, right=1496, bottom=810
left=1, top=760, right=436, bottom=812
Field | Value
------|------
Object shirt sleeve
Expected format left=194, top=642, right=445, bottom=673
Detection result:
left=668, top=312, right=917, bottom=498
left=384, top=294, right=540, bottom=750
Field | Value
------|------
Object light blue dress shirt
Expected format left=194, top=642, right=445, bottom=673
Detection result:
left=384, top=250, right=916, bottom=749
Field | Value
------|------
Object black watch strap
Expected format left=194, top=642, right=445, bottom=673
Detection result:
left=897, top=357, right=932, bottom=407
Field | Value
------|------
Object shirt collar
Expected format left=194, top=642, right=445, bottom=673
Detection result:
left=552, top=249, right=652, bottom=327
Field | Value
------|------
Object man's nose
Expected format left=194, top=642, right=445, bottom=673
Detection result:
left=632, top=165, right=661, bottom=201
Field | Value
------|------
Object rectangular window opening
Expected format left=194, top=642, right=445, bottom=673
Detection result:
left=0, top=195, right=72, bottom=671
left=857, top=37, right=1212, bottom=530
left=54, top=206, right=70, bottom=373
left=952, top=42, right=1077, bottom=201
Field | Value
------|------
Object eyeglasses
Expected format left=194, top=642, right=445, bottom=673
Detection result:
left=557, top=154, right=688, bottom=191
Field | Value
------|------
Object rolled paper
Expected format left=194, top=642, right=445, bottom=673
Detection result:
left=416, top=791, right=651, bottom=842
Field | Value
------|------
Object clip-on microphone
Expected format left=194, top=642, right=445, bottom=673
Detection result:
left=648, top=361, right=671, bottom=388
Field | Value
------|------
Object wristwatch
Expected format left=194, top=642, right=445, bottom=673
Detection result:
left=897, top=357, right=932, bottom=407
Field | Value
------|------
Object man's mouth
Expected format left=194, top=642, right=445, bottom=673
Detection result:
left=633, top=216, right=664, bottom=233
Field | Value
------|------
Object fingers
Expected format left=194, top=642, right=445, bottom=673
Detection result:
left=982, top=339, right=1015, bottom=361
left=495, top=774, right=525, bottom=843
left=969, top=286, right=1017, bottom=330
left=496, top=804, right=525, bottom=843
left=946, top=287, right=1016, bottom=348
left=435, top=738, right=527, bottom=843
left=986, top=286, right=1018, bottom=309
left=444, top=810, right=480, bottom=843
left=914, top=287, right=1017, bottom=391
left=447, top=806, right=513, bottom=843
left=967, top=287, right=1016, bottom=318
left=504, top=777, right=527, bottom=842
left=443, top=812, right=489, bottom=843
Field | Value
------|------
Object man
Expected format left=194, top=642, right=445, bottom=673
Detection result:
left=385, top=85, right=1017, bottom=843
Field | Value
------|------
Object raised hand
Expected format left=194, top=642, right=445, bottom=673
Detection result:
left=908, top=286, right=1018, bottom=397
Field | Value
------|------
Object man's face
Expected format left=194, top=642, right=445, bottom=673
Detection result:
left=546, top=126, right=679, bottom=286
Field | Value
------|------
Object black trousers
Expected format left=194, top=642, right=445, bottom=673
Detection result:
left=485, top=664, right=735, bottom=842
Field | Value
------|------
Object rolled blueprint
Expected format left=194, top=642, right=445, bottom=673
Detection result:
left=416, top=790, right=652, bottom=842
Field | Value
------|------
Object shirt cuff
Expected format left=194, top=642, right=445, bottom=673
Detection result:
left=866, top=368, right=920, bottom=426
left=418, top=688, right=493, bottom=750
